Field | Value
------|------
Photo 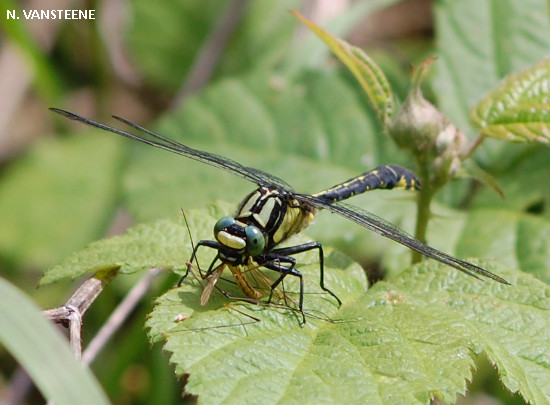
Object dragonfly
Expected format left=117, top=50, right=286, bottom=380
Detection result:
left=51, top=108, right=509, bottom=322
left=191, top=164, right=421, bottom=312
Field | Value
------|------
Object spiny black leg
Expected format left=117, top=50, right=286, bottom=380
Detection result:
left=178, top=240, right=221, bottom=287
left=269, top=241, right=342, bottom=307
left=262, top=258, right=305, bottom=323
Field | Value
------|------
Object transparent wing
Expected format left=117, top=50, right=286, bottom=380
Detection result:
left=240, top=261, right=291, bottom=304
left=200, top=264, right=225, bottom=306
left=51, top=108, right=509, bottom=285
left=301, top=194, right=510, bottom=285
left=50, top=108, right=292, bottom=190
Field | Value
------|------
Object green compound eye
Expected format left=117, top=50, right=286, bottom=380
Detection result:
left=245, top=225, right=264, bottom=256
left=214, top=216, right=235, bottom=236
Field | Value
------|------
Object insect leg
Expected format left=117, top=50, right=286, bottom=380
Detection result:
left=178, top=240, right=222, bottom=286
left=261, top=256, right=305, bottom=323
left=269, top=242, right=342, bottom=307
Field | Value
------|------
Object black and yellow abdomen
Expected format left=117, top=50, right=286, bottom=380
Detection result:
left=314, top=164, right=420, bottom=202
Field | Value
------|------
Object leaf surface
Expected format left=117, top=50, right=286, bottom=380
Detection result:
left=470, top=59, right=550, bottom=143
left=147, top=259, right=545, bottom=404
left=433, top=0, right=550, bottom=136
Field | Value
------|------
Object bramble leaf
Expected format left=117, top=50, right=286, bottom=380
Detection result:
left=434, top=0, right=550, bottom=134
left=470, top=59, right=550, bottom=143
left=127, top=0, right=298, bottom=89
left=39, top=206, right=227, bottom=286
left=147, top=259, right=545, bottom=405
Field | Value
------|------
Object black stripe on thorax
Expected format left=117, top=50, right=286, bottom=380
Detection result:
left=235, top=187, right=289, bottom=241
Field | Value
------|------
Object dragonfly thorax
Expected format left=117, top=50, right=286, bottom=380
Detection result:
left=236, top=186, right=316, bottom=248
left=212, top=186, right=317, bottom=266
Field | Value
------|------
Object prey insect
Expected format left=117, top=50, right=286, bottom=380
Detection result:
left=51, top=108, right=510, bottom=323
left=198, top=257, right=290, bottom=307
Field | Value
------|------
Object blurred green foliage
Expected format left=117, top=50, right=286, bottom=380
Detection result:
left=1, top=0, right=549, bottom=403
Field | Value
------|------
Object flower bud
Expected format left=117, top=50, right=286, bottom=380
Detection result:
left=388, top=58, right=466, bottom=188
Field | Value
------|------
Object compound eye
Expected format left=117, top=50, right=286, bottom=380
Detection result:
left=214, top=216, right=235, bottom=237
left=245, top=225, right=265, bottom=256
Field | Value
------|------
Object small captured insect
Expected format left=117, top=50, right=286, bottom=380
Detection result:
left=197, top=257, right=290, bottom=307
left=51, top=108, right=510, bottom=323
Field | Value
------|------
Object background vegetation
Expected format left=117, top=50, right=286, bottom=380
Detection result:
left=0, top=0, right=549, bottom=404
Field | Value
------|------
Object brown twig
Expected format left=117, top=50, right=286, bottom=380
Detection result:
left=44, top=267, right=119, bottom=359
left=1, top=268, right=118, bottom=405
left=3, top=267, right=164, bottom=405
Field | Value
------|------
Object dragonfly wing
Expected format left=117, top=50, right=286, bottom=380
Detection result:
left=242, top=260, right=290, bottom=303
left=302, top=195, right=510, bottom=285
left=200, top=265, right=225, bottom=306
left=50, top=108, right=292, bottom=190
left=50, top=108, right=509, bottom=286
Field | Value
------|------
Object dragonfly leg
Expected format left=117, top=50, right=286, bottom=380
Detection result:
left=269, top=242, right=342, bottom=308
left=178, top=240, right=221, bottom=286
left=260, top=241, right=342, bottom=323
left=262, top=257, right=305, bottom=323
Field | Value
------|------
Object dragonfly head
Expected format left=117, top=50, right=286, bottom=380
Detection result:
left=213, top=216, right=265, bottom=258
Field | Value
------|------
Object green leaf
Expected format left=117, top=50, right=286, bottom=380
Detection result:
left=219, top=1, right=302, bottom=76
left=433, top=0, right=550, bottom=137
left=456, top=208, right=550, bottom=283
left=147, top=260, right=545, bottom=404
left=392, top=262, right=550, bottom=405
left=0, top=277, right=109, bottom=405
left=470, top=144, right=550, bottom=217
left=470, top=59, right=550, bottom=143
left=126, top=0, right=226, bottom=90
left=40, top=213, right=202, bottom=286
left=291, top=11, right=395, bottom=124
left=0, top=133, right=123, bottom=269
left=382, top=201, right=550, bottom=284
left=516, top=215, right=550, bottom=281
left=455, top=209, right=520, bottom=268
